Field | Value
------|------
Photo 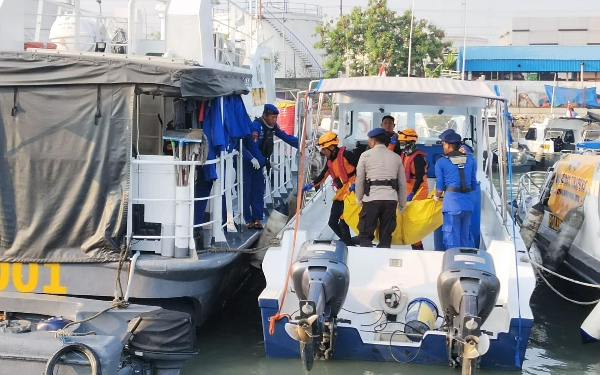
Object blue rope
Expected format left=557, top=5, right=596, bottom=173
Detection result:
left=503, top=106, right=523, bottom=368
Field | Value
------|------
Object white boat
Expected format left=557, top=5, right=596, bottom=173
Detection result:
left=258, top=77, right=536, bottom=373
left=518, top=116, right=599, bottom=170
left=516, top=152, right=600, bottom=290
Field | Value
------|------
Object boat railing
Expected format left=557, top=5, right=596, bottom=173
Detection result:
left=129, top=146, right=245, bottom=254
left=515, top=171, right=549, bottom=209
left=265, top=138, right=299, bottom=205
left=129, top=137, right=297, bottom=255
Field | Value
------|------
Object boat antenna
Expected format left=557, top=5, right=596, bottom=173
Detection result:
left=407, top=0, right=415, bottom=77
left=550, top=72, right=557, bottom=117
left=461, top=0, right=468, bottom=80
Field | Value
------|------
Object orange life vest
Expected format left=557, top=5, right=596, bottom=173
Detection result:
left=325, top=146, right=356, bottom=201
left=402, top=150, right=429, bottom=200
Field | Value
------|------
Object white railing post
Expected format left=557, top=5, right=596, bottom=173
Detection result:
left=238, top=139, right=244, bottom=225
left=212, top=151, right=227, bottom=242
left=188, top=161, right=196, bottom=251
left=278, top=141, right=287, bottom=194
left=224, top=152, right=237, bottom=232
left=284, top=144, right=292, bottom=189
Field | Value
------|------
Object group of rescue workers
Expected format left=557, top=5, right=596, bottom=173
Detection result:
left=243, top=104, right=478, bottom=250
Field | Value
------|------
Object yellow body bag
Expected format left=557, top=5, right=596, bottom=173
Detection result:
left=343, top=192, right=443, bottom=245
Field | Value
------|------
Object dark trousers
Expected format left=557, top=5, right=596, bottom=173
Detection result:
left=243, top=162, right=265, bottom=223
left=329, top=200, right=353, bottom=246
left=357, top=200, right=397, bottom=248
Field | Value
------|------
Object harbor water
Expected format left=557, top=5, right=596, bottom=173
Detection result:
left=180, top=172, right=600, bottom=375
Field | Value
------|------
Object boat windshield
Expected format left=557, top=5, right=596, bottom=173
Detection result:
left=545, top=130, right=564, bottom=139
left=415, top=114, right=467, bottom=140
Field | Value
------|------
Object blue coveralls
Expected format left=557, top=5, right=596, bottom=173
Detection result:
left=242, top=118, right=298, bottom=223
left=434, top=152, right=478, bottom=249
left=195, top=96, right=251, bottom=226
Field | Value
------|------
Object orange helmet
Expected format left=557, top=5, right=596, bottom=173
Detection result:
left=398, top=129, right=418, bottom=142
left=318, top=131, right=339, bottom=149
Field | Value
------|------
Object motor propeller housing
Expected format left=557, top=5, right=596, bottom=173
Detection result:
left=437, top=247, right=500, bottom=364
left=290, top=239, right=350, bottom=320
left=287, top=239, right=350, bottom=370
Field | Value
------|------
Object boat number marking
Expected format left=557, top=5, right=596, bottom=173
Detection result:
left=389, top=259, right=402, bottom=267
left=0, top=263, right=66, bottom=294
left=548, top=213, right=562, bottom=231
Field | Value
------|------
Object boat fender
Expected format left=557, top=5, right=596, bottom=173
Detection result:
left=45, top=343, right=101, bottom=375
left=535, top=145, right=544, bottom=163
left=251, top=209, right=289, bottom=269
left=544, top=205, right=584, bottom=271
left=519, top=202, right=544, bottom=250
left=378, top=288, right=408, bottom=316
left=581, top=301, right=600, bottom=343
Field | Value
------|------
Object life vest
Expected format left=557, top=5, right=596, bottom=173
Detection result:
left=441, top=151, right=472, bottom=193
left=260, top=122, right=277, bottom=159
left=325, top=147, right=356, bottom=200
left=402, top=150, right=429, bottom=200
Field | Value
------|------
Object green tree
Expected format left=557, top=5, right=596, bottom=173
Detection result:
left=315, top=0, right=450, bottom=78
left=425, top=52, right=457, bottom=78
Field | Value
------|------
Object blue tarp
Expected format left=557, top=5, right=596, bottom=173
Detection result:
left=544, top=85, right=600, bottom=108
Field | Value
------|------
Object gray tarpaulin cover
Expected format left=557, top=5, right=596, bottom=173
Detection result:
left=0, top=52, right=250, bottom=263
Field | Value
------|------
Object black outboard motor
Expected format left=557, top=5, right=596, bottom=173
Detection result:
left=288, top=239, right=350, bottom=371
left=122, top=309, right=197, bottom=375
left=437, top=248, right=500, bottom=372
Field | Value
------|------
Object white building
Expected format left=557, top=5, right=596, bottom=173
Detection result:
left=216, top=1, right=325, bottom=79
left=499, top=17, right=600, bottom=46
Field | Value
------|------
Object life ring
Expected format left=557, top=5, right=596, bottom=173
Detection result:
left=358, top=118, right=369, bottom=133
left=378, top=288, right=408, bottom=315
left=45, top=343, right=101, bottom=375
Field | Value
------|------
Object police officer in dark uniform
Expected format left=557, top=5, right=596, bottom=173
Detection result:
left=355, top=128, right=406, bottom=248
left=242, top=104, right=298, bottom=229
left=433, top=131, right=478, bottom=248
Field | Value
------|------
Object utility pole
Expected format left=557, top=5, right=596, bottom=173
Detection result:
left=461, top=0, right=468, bottom=80
left=407, top=0, right=415, bottom=77
left=340, top=0, right=342, bottom=17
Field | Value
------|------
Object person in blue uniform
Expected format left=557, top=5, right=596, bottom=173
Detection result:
left=433, top=131, right=478, bottom=249
left=439, top=128, right=473, bottom=156
left=242, top=104, right=298, bottom=229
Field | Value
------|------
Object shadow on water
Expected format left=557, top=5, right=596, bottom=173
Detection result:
left=524, top=269, right=600, bottom=375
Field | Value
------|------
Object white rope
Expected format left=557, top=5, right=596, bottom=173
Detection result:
left=526, top=250, right=600, bottom=306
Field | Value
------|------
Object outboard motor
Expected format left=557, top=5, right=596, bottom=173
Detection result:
left=122, top=309, right=197, bottom=375
left=286, top=239, right=350, bottom=371
left=437, top=248, right=500, bottom=374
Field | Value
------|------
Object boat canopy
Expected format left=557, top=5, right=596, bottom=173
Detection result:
left=0, top=51, right=250, bottom=263
left=316, top=77, right=504, bottom=107
left=0, top=52, right=251, bottom=99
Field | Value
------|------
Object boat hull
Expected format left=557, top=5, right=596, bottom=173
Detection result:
left=259, top=231, right=535, bottom=371
left=0, top=251, right=252, bottom=326
left=260, top=302, right=532, bottom=370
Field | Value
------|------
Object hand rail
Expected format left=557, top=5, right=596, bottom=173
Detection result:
left=261, top=6, right=323, bottom=77
left=244, top=1, right=323, bottom=15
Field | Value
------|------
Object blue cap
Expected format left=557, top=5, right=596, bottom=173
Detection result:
left=263, top=103, right=279, bottom=115
left=367, top=128, right=386, bottom=137
left=441, top=131, right=462, bottom=143
left=438, top=128, right=456, bottom=140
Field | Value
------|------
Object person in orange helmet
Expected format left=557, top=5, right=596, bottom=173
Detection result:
left=302, top=131, right=358, bottom=246
left=397, top=129, right=429, bottom=250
